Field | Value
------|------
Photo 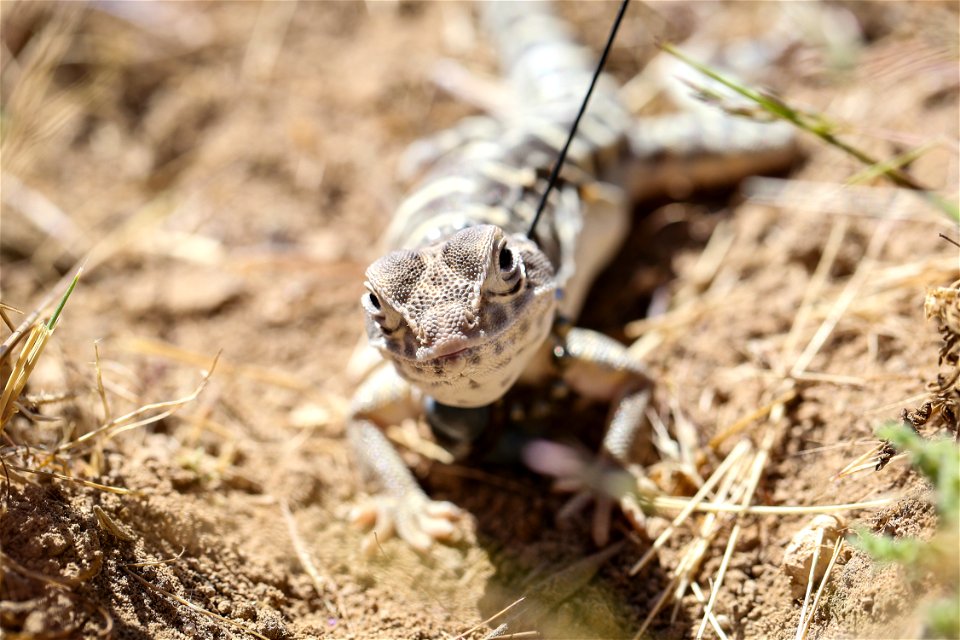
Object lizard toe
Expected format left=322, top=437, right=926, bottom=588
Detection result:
left=352, top=494, right=468, bottom=553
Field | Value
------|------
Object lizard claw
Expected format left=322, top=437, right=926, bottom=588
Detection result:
left=523, top=440, right=646, bottom=546
left=350, top=493, right=467, bottom=555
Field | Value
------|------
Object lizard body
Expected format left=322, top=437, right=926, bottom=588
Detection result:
left=349, top=1, right=796, bottom=552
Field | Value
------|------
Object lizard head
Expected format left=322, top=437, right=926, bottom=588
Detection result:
left=362, top=224, right=557, bottom=408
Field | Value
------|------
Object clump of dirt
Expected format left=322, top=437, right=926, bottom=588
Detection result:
left=1, top=1, right=958, bottom=639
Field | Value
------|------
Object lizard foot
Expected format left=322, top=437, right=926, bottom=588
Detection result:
left=349, top=493, right=468, bottom=555
left=522, top=440, right=649, bottom=546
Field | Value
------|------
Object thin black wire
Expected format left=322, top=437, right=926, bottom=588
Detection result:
left=527, top=0, right=631, bottom=239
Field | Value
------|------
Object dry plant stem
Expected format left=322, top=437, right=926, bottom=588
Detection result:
left=833, top=443, right=891, bottom=479
left=0, top=307, right=17, bottom=332
left=1, top=550, right=74, bottom=588
left=650, top=496, right=893, bottom=515
left=125, top=548, right=186, bottom=568
left=690, top=582, right=729, bottom=640
left=629, top=439, right=751, bottom=576
left=798, top=537, right=846, bottom=640
left=744, top=178, right=954, bottom=223
left=0, top=265, right=79, bottom=362
left=696, top=428, right=776, bottom=640
left=242, top=0, right=298, bottom=80
left=123, top=567, right=271, bottom=640
left=387, top=421, right=456, bottom=463
left=1, top=324, right=52, bottom=430
left=781, top=218, right=849, bottom=367
left=624, top=290, right=753, bottom=339
left=452, top=597, right=527, bottom=640
left=708, top=389, right=796, bottom=450
left=56, top=353, right=219, bottom=453
left=2, top=171, right=90, bottom=258
left=634, top=572, right=682, bottom=639
left=7, top=464, right=133, bottom=494
left=119, top=335, right=314, bottom=393
left=745, top=368, right=867, bottom=387
left=659, top=45, right=935, bottom=194
left=93, top=342, right=111, bottom=423
left=791, top=222, right=893, bottom=377
left=666, top=448, right=751, bottom=627
left=672, top=219, right=735, bottom=308
left=793, top=527, right=826, bottom=640
left=278, top=500, right=344, bottom=621
left=2, top=545, right=102, bottom=587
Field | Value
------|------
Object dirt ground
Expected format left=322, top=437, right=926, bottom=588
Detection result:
left=1, top=1, right=958, bottom=639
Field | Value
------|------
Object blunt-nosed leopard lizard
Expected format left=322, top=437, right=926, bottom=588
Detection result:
left=348, top=1, right=797, bottom=553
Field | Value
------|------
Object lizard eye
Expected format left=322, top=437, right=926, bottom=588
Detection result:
left=361, top=286, right=401, bottom=332
left=499, top=246, right=515, bottom=273
left=489, top=238, right=524, bottom=295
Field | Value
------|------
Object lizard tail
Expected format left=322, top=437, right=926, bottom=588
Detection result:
left=481, top=2, right=594, bottom=105
left=479, top=1, right=634, bottom=180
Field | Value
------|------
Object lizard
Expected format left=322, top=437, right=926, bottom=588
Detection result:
left=347, top=1, right=797, bottom=553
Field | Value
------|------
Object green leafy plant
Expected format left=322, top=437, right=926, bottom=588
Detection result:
left=852, top=422, right=959, bottom=639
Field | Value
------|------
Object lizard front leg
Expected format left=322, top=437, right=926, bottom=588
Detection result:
left=524, top=327, right=652, bottom=546
left=348, top=363, right=466, bottom=554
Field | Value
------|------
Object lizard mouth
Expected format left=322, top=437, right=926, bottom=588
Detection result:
left=415, top=341, right=475, bottom=364
left=434, top=347, right=470, bottom=361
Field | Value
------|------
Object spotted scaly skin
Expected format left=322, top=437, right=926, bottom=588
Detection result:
left=364, top=226, right=557, bottom=408
left=348, top=1, right=796, bottom=553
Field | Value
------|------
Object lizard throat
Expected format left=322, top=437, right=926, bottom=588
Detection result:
left=384, top=297, right=557, bottom=408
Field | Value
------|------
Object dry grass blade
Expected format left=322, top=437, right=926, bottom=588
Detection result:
left=659, top=43, right=959, bottom=221
left=0, top=304, right=21, bottom=331
left=242, top=0, right=298, bottom=80
left=486, top=631, right=539, bottom=640
left=629, top=439, right=751, bottom=576
left=56, top=352, right=220, bottom=453
left=794, top=527, right=826, bottom=640
left=2, top=543, right=102, bottom=588
left=791, top=223, right=893, bottom=377
left=780, top=218, right=848, bottom=367
left=650, top=496, right=894, bottom=515
left=7, top=464, right=134, bottom=494
left=1, top=172, right=90, bottom=259
left=125, top=548, right=186, bottom=568
left=634, top=575, right=679, bottom=640
left=123, top=567, right=271, bottom=640
left=279, top=499, right=344, bottom=621
left=833, top=442, right=897, bottom=480
left=1, top=550, right=74, bottom=588
left=93, top=342, right=111, bottom=423
left=0, top=270, right=80, bottom=431
left=744, top=178, right=955, bottom=223
left=690, top=582, right=728, bottom=640
left=491, top=542, right=624, bottom=636
left=696, top=428, right=776, bottom=640
left=453, top=597, right=526, bottom=640
left=797, top=537, right=846, bottom=640
left=0, top=323, right=53, bottom=430
left=708, top=388, right=796, bottom=450
left=118, top=336, right=313, bottom=393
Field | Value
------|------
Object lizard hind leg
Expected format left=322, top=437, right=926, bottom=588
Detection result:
left=523, top=328, right=655, bottom=546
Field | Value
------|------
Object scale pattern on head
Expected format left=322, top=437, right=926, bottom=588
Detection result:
left=362, top=225, right=557, bottom=407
